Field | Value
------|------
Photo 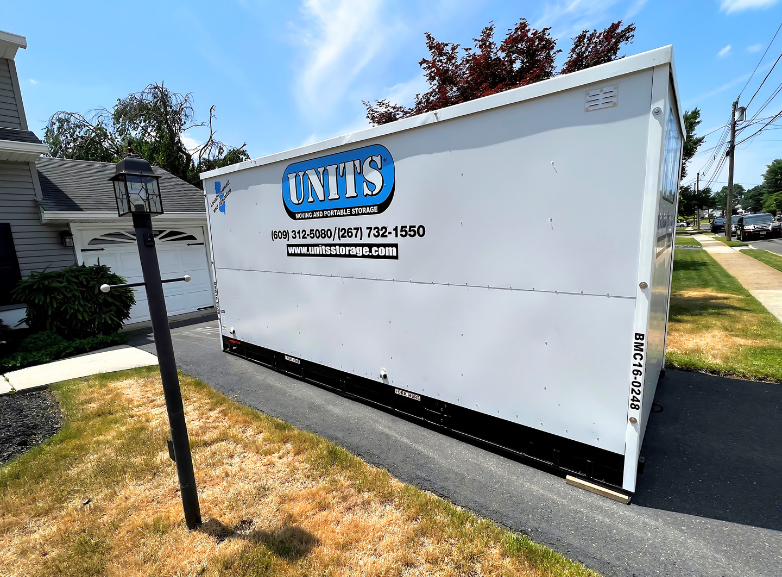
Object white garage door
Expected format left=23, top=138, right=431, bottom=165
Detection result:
left=79, top=228, right=214, bottom=324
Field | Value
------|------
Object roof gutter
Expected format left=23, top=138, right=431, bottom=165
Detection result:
left=0, top=30, right=26, bottom=60
left=0, top=139, right=48, bottom=162
left=39, top=210, right=207, bottom=224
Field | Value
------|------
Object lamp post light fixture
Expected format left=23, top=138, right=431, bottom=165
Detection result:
left=107, top=150, right=202, bottom=529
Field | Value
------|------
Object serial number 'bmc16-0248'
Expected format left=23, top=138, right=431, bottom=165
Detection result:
left=201, top=46, right=684, bottom=499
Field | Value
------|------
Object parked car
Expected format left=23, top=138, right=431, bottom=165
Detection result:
left=737, top=213, right=781, bottom=241
left=711, top=217, right=726, bottom=233
left=730, top=215, right=741, bottom=236
left=676, top=221, right=687, bottom=228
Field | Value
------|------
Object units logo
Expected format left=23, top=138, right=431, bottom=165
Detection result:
left=281, top=144, right=394, bottom=220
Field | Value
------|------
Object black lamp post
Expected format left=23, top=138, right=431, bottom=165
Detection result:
left=106, top=151, right=202, bottom=529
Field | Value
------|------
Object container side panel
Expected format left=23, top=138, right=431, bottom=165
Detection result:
left=206, top=69, right=655, bottom=455
left=642, top=80, right=682, bottom=442
left=218, top=268, right=637, bottom=453
left=208, top=70, right=653, bottom=299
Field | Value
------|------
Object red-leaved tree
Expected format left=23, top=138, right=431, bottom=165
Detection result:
left=364, top=19, right=635, bottom=126
left=560, top=21, right=637, bottom=74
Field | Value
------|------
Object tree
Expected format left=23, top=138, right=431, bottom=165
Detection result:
left=44, top=83, right=249, bottom=188
left=713, top=184, right=745, bottom=213
left=364, top=19, right=635, bottom=126
left=762, top=158, right=782, bottom=195
left=761, top=158, right=782, bottom=214
left=678, top=185, right=713, bottom=220
left=681, top=108, right=705, bottom=181
left=762, top=192, right=782, bottom=214
left=559, top=21, right=636, bottom=74
left=743, top=185, right=765, bottom=213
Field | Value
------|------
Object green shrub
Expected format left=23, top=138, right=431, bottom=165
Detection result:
left=18, top=330, right=66, bottom=352
left=0, top=332, right=127, bottom=372
left=11, top=264, right=135, bottom=339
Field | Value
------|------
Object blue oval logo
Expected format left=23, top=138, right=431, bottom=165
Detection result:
left=282, top=144, right=394, bottom=220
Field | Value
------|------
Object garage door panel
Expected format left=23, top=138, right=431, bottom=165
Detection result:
left=84, top=253, right=119, bottom=270
left=185, top=269, right=210, bottom=286
left=181, top=249, right=207, bottom=268
left=187, top=289, right=213, bottom=309
left=163, top=292, right=190, bottom=315
left=76, top=229, right=211, bottom=324
left=157, top=250, right=183, bottom=274
left=119, top=252, right=141, bottom=272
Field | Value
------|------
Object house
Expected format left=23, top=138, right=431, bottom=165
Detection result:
left=0, top=30, right=214, bottom=329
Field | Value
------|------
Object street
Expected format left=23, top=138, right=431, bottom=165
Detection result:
left=130, top=319, right=782, bottom=577
left=749, top=236, right=782, bottom=255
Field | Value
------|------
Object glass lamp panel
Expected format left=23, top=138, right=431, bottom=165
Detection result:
left=113, top=179, right=131, bottom=216
left=145, top=176, right=163, bottom=213
left=126, top=175, right=149, bottom=212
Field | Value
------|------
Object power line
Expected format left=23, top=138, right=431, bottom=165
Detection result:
left=739, top=20, right=782, bottom=99
left=745, top=52, right=782, bottom=109
left=735, top=109, right=782, bottom=146
left=743, top=78, right=782, bottom=126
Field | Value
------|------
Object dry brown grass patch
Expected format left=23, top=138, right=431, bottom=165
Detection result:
left=0, top=369, right=597, bottom=577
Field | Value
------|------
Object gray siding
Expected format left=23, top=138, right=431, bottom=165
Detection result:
left=0, top=160, right=76, bottom=278
left=0, top=59, right=23, bottom=130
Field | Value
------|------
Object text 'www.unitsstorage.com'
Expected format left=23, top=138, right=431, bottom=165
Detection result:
left=286, top=243, right=398, bottom=259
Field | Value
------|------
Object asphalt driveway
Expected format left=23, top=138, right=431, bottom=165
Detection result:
left=129, top=319, right=782, bottom=577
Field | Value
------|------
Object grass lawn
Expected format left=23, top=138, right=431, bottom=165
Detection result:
left=666, top=249, right=782, bottom=382
left=712, top=235, right=748, bottom=247
left=675, top=235, right=702, bottom=246
left=739, top=249, right=782, bottom=273
left=0, top=369, right=597, bottom=577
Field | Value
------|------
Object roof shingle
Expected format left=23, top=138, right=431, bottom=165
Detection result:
left=0, top=128, right=42, bottom=144
left=36, top=157, right=205, bottom=214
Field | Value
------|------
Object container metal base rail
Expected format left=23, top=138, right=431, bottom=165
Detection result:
left=223, top=338, right=634, bottom=497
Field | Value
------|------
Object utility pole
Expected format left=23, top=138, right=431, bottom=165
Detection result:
left=726, top=99, right=738, bottom=240
left=695, top=172, right=701, bottom=234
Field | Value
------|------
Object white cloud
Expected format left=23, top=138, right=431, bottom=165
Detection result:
left=297, top=115, right=371, bottom=147
left=28, top=79, right=38, bottom=85
left=684, top=61, right=773, bottom=106
left=747, top=43, right=764, bottom=52
left=717, top=45, right=732, bottom=57
left=720, top=0, right=780, bottom=13
left=180, top=134, right=202, bottom=154
left=293, top=0, right=402, bottom=117
left=624, top=0, right=648, bottom=19
left=382, top=74, right=428, bottom=107
left=534, top=0, right=623, bottom=40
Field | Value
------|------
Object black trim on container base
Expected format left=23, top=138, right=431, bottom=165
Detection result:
left=223, top=338, right=630, bottom=495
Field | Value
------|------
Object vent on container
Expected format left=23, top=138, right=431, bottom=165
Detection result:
left=585, top=86, right=618, bottom=111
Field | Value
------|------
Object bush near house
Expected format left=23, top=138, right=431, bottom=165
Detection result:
left=0, top=331, right=127, bottom=373
left=10, top=264, right=135, bottom=340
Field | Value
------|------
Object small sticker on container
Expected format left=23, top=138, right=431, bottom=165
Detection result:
left=395, top=388, right=420, bottom=401
left=284, top=355, right=301, bottom=364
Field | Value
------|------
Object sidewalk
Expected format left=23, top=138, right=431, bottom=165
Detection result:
left=1, top=345, right=158, bottom=394
left=691, top=233, right=782, bottom=322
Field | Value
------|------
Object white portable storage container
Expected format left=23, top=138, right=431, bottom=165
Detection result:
left=202, top=46, right=683, bottom=494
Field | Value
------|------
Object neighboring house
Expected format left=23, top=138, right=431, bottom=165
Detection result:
left=0, top=30, right=214, bottom=329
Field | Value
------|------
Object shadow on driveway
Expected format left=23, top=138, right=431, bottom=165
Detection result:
left=634, top=370, right=782, bottom=531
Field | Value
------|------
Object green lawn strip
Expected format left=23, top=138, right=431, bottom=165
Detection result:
left=666, top=249, right=782, bottom=382
left=0, top=368, right=597, bottom=577
left=675, top=235, right=702, bottom=246
left=712, top=235, right=748, bottom=247
left=739, top=249, right=782, bottom=273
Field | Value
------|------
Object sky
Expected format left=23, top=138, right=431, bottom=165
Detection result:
left=4, top=0, right=782, bottom=190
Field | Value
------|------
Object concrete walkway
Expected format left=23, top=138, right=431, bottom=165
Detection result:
left=691, top=233, right=782, bottom=322
left=1, top=345, right=158, bottom=394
